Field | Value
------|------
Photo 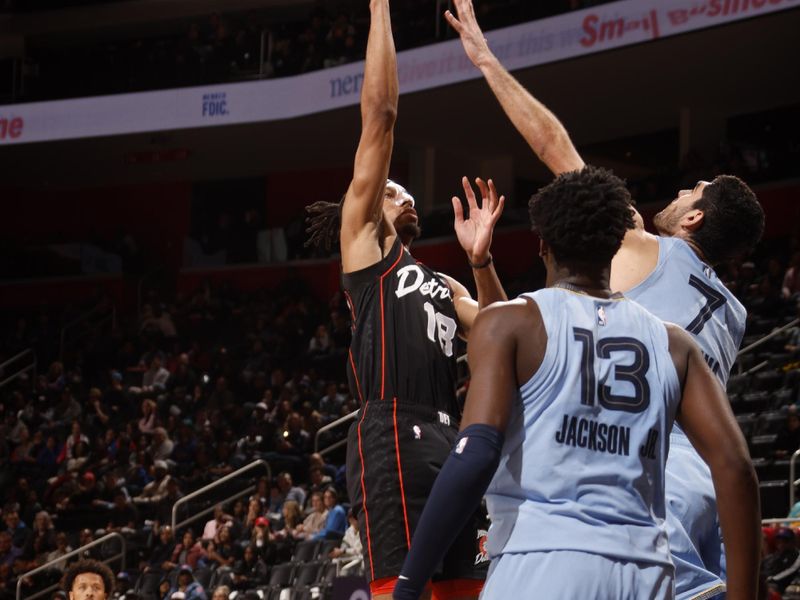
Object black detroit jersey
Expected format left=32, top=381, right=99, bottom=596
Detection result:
left=342, top=237, right=460, bottom=416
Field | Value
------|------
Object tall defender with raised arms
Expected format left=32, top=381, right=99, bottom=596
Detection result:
left=394, top=166, right=759, bottom=599
left=442, top=1, right=764, bottom=597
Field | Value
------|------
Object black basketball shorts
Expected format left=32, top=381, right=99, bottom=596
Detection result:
left=346, top=399, right=490, bottom=583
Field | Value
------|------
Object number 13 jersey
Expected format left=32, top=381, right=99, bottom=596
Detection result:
left=342, top=237, right=460, bottom=414
left=486, top=288, right=681, bottom=567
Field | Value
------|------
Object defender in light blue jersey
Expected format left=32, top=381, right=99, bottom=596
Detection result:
left=435, top=9, right=766, bottom=594
left=393, top=167, right=760, bottom=600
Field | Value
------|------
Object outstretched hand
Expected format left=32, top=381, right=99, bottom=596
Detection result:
left=445, top=0, right=493, bottom=69
left=453, top=176, right=505, bottom=264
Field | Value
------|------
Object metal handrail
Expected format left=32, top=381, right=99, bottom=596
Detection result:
left=737, top=318, right=799, bottom=374
left=0, top=348, right=36, bottom=391
left=314, top=410, right=357, bottom=454
left=174, top=487, right=255, bottom=534
left=16, top=533, right=125, bottom=600
left=171, top=459, right=271, bottom=531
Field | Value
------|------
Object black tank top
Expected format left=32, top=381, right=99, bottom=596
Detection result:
left=342, top=237, right=460, bottom=415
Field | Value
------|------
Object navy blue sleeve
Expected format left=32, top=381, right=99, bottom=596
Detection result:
left=393, top=423, right=504, bottom=600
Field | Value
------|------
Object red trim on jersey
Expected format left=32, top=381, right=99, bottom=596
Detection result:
left=357, top=402, right=375, bottom=580
left=431, top=578, right=484, bottom=599
left=379, top=244, right=405, bottom=399
left=343, top=289, right=357, bottom=322
left=348, top=350, right=365, bottom=405
left=393, top=397, right=412, bottom=549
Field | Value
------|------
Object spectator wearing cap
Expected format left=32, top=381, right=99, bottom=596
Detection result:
left=112, top=571, right=134, bottom=600
left=764, top=527, right=800, bottom=593
left=249, top=516, right=271, bottom=559
left=233, top=428, right=263, bottom=468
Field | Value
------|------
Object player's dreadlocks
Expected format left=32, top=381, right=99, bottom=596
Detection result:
left=529, top=165, right=634, bottom=266
left=305, top=196, right=344, bottom=252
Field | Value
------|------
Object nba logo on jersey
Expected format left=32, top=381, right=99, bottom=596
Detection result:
left=455, top=437, right=468, bottom=454
left=596, top=304, right=607, bottom=327
left=704, top=265, right=713, bottom=279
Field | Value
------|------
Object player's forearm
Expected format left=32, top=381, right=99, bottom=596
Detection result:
left=361, top=0, right=398, bottom=130
left=712, top=457, right=760, bottom=600
left=478, top=54, right=583, bottom=175
left=472, top=262, right=507, bottom=307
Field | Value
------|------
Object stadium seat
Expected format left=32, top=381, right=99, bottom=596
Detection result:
left=760, top=480, right=790, bottom=520
left=291, top=540, right=320, bottom=564
left=736, top=413, right=758, bottom=438
left=741, top=391, right=771, bottom=413
left=749, top=434, right=779, bottom=459
left=316, top=540, right=340, bottom=560
left=758, top=411, right=787, bottom=435
left=754, top=370, right=784, bottom=393
left=727, top=373, right=751, bottom=395
left=265, top=563, right=295, bottom=600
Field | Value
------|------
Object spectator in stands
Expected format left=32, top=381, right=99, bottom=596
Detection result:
left=318, top=382, right=344, bottom=416
left=144, top=525, right=177, bottom=574
left=296, top=492, right=326, bottom=540
left=29, top=510, right=56, bottom=563
left=233, top=428, right=263, bottom=468
left=784, top=253, right=800, bottom=299
left=170, top=530, right=205, bottom=571
left=202, top=505, right=232, bottom=541
left=168, top=565, right=207, bottom=600
left=274, top=472, right=305, bottom=510
left=329, top=509, right=363, bottom=575
left=104, top=491, right=137, bottom=534
left=2, top=503, right=33, bottom=560
left=775, top=406, right=800, bottom=458
left=45, top=532, right=72, bottom=571
left=305, top=467, right=331, bottom=509
left=272, top=500, right=303, bottom=541
left=0, top=531, right=21, bottom=575
left=249, top=517, right=270, bottom=556
left=149, top=428, right=174, bottom=462
left=132, top=460, right=171, bottom=506
left=230, top=544, right=267, bottom=590
left=312, top=487, right=346, bottom=541
left=137, top=400, right=158, bottom=435
left=140, top=355, right=171, bottom=396
left=49, top=388, right=82, bottom=431
left=155, top=478, right=183, bottom=525
left=764, top=527, right=800, bottom=593
left=205, top=526, right=238, bottom=570
left=210, top=586, right=229, bottom=600
left=307, top=325, right=332, bottom=358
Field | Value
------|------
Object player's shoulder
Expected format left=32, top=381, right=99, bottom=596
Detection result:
left=472, top=298, right=541, bottom=339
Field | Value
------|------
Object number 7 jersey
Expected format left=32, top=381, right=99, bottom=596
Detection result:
left=486, top=288, right=681, bottom=567
left=342, top=237, right=460, bottom=414
left=624, top=236, right=745, bottom=387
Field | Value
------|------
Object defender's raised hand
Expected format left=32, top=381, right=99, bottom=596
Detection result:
left=453, top=176, right=505, bottom=265
left=445, top=0, right=493, bottom=69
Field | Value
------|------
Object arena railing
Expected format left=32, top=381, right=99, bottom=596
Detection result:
left=16, top=532, right=126, bottom=600
left=0, top=348, right=36, bottom=392
left=314, top=353, right=469, bottom=457
left=736, top=318, right=799, bottom=375
left=171, top=459, right=271, bottom=532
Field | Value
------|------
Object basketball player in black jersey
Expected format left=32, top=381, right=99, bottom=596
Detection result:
left=304, top=1, right=506, bottom=598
